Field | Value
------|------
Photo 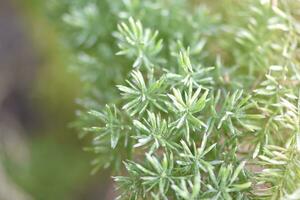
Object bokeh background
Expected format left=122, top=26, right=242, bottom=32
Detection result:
left=0, top=0, right=112, bottom=199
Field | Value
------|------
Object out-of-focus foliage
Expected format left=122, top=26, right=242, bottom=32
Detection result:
left=0, top=0, right=101, bottom=199
left=46, top=0, right=300, bottom=199
left=4, top=136, right=91, bottom=200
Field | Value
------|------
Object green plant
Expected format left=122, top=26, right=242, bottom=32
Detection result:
left=47, top=0, right=300, bottom=199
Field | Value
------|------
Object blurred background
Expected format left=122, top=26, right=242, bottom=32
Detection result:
left=0, top=0, right=112, bottom=199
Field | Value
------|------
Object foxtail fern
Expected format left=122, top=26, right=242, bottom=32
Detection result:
left=47, top=0, right=300, bottom=199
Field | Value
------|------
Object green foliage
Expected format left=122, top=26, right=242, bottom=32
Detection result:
left=117, top=70, right=167, bottom=116
left=47, top=0, right=300, bottom=199
left=115, top=17, right=163, bottom=68
left=166, top=49, right=214, bottom=89
left=168, top=86, right=208, bottom=141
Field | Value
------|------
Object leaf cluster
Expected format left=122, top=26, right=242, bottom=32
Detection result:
left=47, top=0, right=300, bottom=199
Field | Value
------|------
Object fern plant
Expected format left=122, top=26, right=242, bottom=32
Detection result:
left=47, top=0, right=300, bottom=199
